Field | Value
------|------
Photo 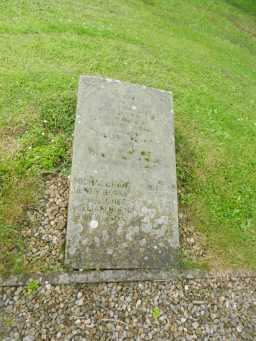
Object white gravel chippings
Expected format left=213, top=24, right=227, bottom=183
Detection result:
left=0, top=274, right=255, bottom=340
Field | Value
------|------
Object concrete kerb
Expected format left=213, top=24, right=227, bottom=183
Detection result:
left=1, top=270, right=256, bottom=287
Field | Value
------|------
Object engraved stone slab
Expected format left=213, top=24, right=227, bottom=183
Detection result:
left=65, top=76, right=179, bottom=270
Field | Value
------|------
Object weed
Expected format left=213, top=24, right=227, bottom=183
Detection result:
left=25, top=279, right=41, bottom=295
left=152, top=307, right=161, bottom=320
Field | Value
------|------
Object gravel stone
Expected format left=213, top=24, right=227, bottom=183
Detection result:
left=0, top=274, right=255, bottom=340
left=23, top=336, right=35, bottom=341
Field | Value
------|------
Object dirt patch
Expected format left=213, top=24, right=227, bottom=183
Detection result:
left=179, top=206, right=208, bottom=265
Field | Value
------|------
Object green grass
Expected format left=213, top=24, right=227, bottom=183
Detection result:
left=0, top=0, right=255, bottom=274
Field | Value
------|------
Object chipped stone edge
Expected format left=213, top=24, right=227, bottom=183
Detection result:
left=1, top=270, right=256, bottom=287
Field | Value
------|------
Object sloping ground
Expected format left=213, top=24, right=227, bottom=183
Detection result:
left=0, top=0, right=256, bottom=274
left=1, top=273, right=255, bottom=340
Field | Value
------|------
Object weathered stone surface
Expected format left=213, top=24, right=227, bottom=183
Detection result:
left=1, top=270, right=255, bottom=286
left=65, top=76, right=179, bottom=270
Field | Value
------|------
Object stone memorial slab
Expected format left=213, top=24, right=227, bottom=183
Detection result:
left=65, top=76, right=179, bottom=270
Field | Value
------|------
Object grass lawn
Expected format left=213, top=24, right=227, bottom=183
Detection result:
left=0, top=0, right=255, bottom=274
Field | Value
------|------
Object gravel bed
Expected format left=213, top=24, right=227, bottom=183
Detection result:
left=22, top=175, right=69, bottom=271
left=1, top=274, right=255, bottom=340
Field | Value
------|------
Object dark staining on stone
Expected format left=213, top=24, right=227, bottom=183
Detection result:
left=130, top=132, right=139, bottom=143
left=88, top=146, right=95, bottom=154
left=128, top=148, right=135, bottom=155
left=101, top=153, right=105, bottom=158
left=141, top=150, right=151, bottom=162
left=122, top=181, right=129, bottom=189
left=91, top=179, right=97, bottom=186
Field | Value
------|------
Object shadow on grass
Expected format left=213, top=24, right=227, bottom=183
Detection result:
left=175, top=129, right=209, bottom=270
left=175, top=129, right=196, bottom=206
left=225, top=0, right=256, bottom=17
